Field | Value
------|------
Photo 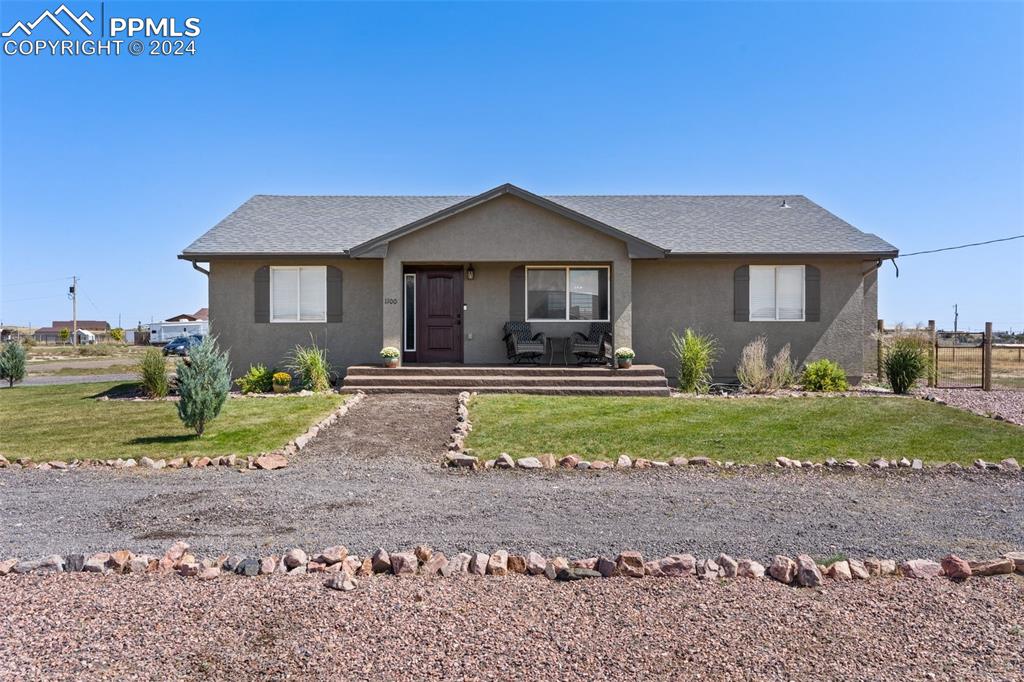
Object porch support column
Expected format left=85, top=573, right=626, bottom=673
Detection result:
left=382, top=254, right=403, bottom=357
left=612, top=257, right=632, bottom=351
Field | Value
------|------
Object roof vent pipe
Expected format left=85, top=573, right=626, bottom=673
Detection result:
left=780, top=199, right=790, bottom=208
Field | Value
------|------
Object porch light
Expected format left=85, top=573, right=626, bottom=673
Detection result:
left=466, top=264, right=475, bottom=280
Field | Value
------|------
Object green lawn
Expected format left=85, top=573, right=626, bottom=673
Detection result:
left=465, top=395, right=1024, bottom=465
left=0, top=382, right=346, bottom=462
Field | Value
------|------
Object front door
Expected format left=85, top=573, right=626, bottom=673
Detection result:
left=416, top=269, right=464, bottom=363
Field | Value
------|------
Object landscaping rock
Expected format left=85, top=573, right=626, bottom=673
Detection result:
left=615, top=551, right=644, bottom=578
left=869, top=458, right=889, bottom=469
left=254, top=454, right=288, bottom=470
left=900, top=559, right=942, bottom=579
left=64, top=554, right=85, bottom=573
left=390, top=552, right=418, bottom=577
left=0, top=559, right=18, bottom=575
left=469, top=552, right=489, bottom=576
left=911, top=459, right=924, bottom=470
left=557, top=567, right=602, bottom=581
left=643, top=560, right=664, bottom=577
left=315, top=546, right=349, bottom=565
left=596, top=557, right=617, bottom=578
left=538, top=454, right=557, bottom=469
left=494, top=453, right=515, bottom=469
left=324, top=574, right=358, bottom=592
left=283, top=548, right=308, bottom=570
left=570, top=557, right=598, bottom=570
left=575, top=461, right=591, bottom=470
left=237, top=558, right=261, bottom=577
left=827, top=561, right=852, bottom=581
left=1003, top=551, right=1024, bottom=574
left=421, top=552, right=448, bottom=576
left=83, top=553, right=110, bottom=573
left=775, top=456, right=797, bottom=468
left=589, top=460, right=611, bottom=470
left=669, top=457, right=688, bottom=466
left=717, top=553, right=738, bottom=578
left=14, top=555, right=64, bottom=574
left=1000, top=457, right=1020, bottom=471
left=526, top=552, right=547, bottom=575
left=166, top=457, right=184, bottom=469
left=517, top=457, right=542, bottom=470
left=446, top=453, right=478, bottom=469
left=106, top=550, right=134, bottom=573
left=558, top=455, right=580, bottom=469
left=737, top=559, right=765, bottom=579
left=633, top=458, right=653, bottom=469
left=688, top=456, right=714, bottom=466
left=371, top=548, right=391, bottom=573
left=968, top=558, right=1014, bottom=576
left=487, top=550, right=509, bottom=576
left=796, top=554, right=823, bottom=587
left=941, top=555, right=972, bottom=581
left=616, top=455, right=632, bottom=468
left=507, top=554, right=527, bottom=574
left=259, top=556, right=277, bottom=575
left=769, top=556, right=797, bottom=584
left=658, top=554, right=696, bottom=577
left=551, top=557, right=570, bottom=574
left=848, top=559, right=870, bottom=580
left=412, top=545, right=432, bottom=563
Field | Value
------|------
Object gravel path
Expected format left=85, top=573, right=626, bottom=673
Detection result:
left=1, top=394, right=1022, bottom=561
left=2, top=573, right=1021, bottom=679
left=6, top=372, right=137, bottom=387
left=918, top=387, right=1024, bottom=425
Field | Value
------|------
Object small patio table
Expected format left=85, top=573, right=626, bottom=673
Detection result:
left=545, top=336, right=569, bottom=366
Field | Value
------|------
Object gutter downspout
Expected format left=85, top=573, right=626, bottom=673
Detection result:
left=191, top=261, right=210, bottom=276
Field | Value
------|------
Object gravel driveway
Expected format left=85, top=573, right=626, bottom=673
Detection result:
left=3, top=574, right=1022, bottom=679
left=1, top=394, right=1022, bottom=560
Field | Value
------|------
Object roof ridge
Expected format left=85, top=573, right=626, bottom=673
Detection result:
left=249, top=193, right=809, bottom=199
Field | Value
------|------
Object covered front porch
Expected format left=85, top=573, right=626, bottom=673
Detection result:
left=340, top=363, right=670, bottom=396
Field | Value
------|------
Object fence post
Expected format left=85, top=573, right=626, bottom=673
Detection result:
left=983, top=322, right=993, bottom=391
left=876, top=319, right=885, bottom=380
left=927, top=319, right=936, bottom=387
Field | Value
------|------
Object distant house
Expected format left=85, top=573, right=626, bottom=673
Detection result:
left=148, top=307, right=210, bottom=343
left=33, top=320, right=110, bottom=344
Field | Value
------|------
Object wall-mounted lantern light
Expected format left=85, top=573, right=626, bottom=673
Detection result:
left=466, top=264, right=475, bottom=280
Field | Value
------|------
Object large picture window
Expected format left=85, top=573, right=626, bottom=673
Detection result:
left=270, top=266, right=327, bottom=322
left=526, top=266, right=609, bottom=321
left=749, top=265, right=804, bottom=321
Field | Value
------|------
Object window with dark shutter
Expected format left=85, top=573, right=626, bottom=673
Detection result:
left=326, top=266, right=343, bottom=323
left=804, top=265, right=821, bottom=322
left=254, top=266, right=270, bottom=323
left=733, top=265, right=749, bottom=322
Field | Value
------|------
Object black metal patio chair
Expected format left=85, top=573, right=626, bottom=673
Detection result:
left=570, top=322, right=613, bottom=365
left=502, top=322, right=546, bottom=364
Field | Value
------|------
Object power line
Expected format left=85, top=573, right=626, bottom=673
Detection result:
left=3, top=294, right=68, bottom=303
left=2, top=276, right=76, bottom=287
left=899, top=234, right=1024, bottom=258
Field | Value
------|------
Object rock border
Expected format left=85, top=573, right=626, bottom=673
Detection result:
left=2, top=541, right=1021, bottom=594
left=443, top=393, right=1021, bottom=474
left=0, top=392, right=365, bottom=473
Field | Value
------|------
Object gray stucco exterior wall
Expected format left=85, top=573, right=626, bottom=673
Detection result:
left=208, top=258, right=382, bottom=377
left=632, top=257, right=873, bottom=382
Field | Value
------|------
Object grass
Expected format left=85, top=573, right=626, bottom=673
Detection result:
left=464, top=394, right=1024, bottom=465
left=0, top=381, right=345, bottom=461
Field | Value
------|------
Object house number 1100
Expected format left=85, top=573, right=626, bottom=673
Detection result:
left=384, top=297, right=398, bottom=304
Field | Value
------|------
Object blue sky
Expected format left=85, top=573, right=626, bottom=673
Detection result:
left=1, top=0, right=1021, bottom=332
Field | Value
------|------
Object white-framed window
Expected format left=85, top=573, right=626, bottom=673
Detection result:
left=403, top=273, right=416, bottom=352
left=270, top=266, right=327, bottom=322
left=749, top=265, right=805, bottom=321
left=526, top=266, right=610, bottom=322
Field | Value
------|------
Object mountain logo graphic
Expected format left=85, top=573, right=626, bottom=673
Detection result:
left=2, top=4, right=95, bottom=37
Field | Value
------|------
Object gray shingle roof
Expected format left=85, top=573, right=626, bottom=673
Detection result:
left=181, top=188, right=897, bottom=258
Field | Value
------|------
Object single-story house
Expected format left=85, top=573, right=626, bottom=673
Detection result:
left=179, top=183, right=897, bottom=382
left=33, top=320, right=110, bottom=344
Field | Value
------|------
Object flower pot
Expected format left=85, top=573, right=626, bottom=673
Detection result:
left=383, top=357, right=399, bottom=368
left=617, top=359, right=633, bottom=369
left=273, top=383, right=289, bottom=393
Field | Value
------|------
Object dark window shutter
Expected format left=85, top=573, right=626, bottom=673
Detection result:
left=509, top=266, right=525, bottom=321
left=733, top=265, right=749, bottom=322
left=254, top=266, right=270, bottom=323
left=326, top=266, right=343, bottom=323
left=805, top=265, right=821, bottom=322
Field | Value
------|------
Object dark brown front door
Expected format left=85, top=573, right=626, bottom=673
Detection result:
left=416, top=269, right=464, bottom=363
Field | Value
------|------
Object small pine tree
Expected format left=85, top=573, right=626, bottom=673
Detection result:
left=176, top=336, right=231, bottom=436
left=0, top=342, right=28, bottom=387
left=59, top=327, right=70, bottom=344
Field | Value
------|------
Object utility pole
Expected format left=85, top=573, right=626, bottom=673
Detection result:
left=70, top=276, right=78, bottom=347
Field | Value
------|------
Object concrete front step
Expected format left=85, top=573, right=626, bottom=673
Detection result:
left=345, top=364, right=666, bottom=378
left=342, top=375, right=669, bottom=388
left=340, top=385, right=672, bottom=397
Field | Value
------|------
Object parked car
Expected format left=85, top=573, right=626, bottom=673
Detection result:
left=162, top=335, right=204, bottom=356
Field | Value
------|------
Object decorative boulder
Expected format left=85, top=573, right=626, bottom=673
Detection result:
left=796, top=554, right=823, bottom=587
left=769, top=556, right=797, bottom=584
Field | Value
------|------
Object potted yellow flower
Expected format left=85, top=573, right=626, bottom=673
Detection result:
left=380, top=346, right=400, bottom=368
left=615, top=347, right=635, bottom=369
left=272, top=371, right=292, bottom=393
